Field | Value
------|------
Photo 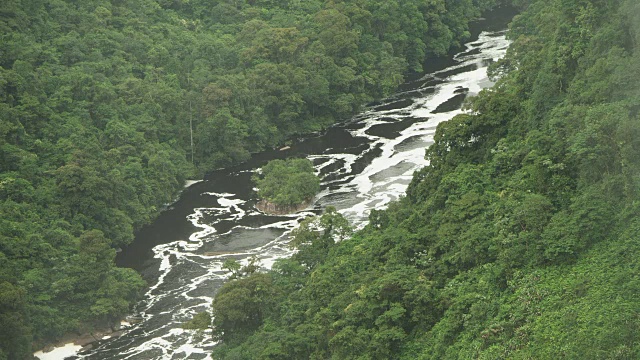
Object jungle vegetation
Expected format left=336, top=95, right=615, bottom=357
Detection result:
left=0, top=0, right=506, bottom=358
left=209, top=0, right=640, bottom=358
left=253, top=158, right=320, bottom=207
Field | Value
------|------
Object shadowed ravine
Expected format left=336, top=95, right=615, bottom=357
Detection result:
left=64, top=9, right=514, bottom=360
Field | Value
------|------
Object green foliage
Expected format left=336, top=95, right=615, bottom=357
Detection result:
left=212, top=208, right=353, bottom=357
left=289, top=206, right=353, bottom=271
left=0, top=281, right=31, bottom=360
left=209, top=0, right=640, bottom=358
left=212, top=272, right=278, bottom=345
left=182, top=311, right=212, bottom=331
left=253, top=158, right=320, bottom=206
left=2, top=0, right=497, bottom=354
left=223, top=257, right=261, bottom=280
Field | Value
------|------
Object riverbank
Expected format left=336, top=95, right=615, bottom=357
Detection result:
left=33, top=321, right=134, bottom=360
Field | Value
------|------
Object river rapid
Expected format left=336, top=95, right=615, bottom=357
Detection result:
left=45, top=8, right=514, bottom=360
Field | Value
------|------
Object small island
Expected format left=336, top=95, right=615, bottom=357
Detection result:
left=253, top=158, right=320, bottom=214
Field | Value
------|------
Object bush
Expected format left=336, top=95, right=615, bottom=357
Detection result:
left=253, top=159, right=320, bottom=206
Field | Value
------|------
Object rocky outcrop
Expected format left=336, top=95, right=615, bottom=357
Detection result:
left=255, top=198, right=313, bottom=215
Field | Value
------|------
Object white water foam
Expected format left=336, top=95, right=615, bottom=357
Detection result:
left=325, top=31, right=510, bottom=228
left=183, top=180, right=203, bottom=189
left=34, top=343, right=83, bottom=360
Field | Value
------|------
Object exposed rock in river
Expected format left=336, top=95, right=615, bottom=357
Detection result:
left=255, top=198, right=313, bottom=215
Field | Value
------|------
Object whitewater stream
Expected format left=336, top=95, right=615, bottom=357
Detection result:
left=39, top=10, right=513, bottom=360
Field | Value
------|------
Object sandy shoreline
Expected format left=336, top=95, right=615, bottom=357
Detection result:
left=33, top=321, right=132, bottom=359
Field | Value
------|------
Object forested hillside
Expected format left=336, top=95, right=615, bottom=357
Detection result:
left=210, top=0, right=640, bottom=358
left=0, top=0, right=505, bottom=358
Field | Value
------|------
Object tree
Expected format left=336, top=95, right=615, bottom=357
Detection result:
left=211, top=273, right=277, bottom=344
left=289, top=206, right=352, bottom=271
left=0, top=281, right=31, bottom=360
left=253, top=158, right=320, bottom=206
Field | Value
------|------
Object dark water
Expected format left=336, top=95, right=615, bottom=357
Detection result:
left=58, top=7, right=516, bottom=360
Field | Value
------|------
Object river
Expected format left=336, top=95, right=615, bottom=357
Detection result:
left=46, top=7, right=514, bottom=360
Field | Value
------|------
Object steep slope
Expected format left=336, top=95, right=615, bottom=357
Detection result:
left=209, top=0, right=640, bottom=358
left=0, top=0, right=506, bottom=358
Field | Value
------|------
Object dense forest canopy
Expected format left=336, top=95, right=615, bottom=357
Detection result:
left=209, top=0, right=640, bottom=358
left=253, top=158, right=320, bottom=207
left=0, top=0, right=506, bottom=358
